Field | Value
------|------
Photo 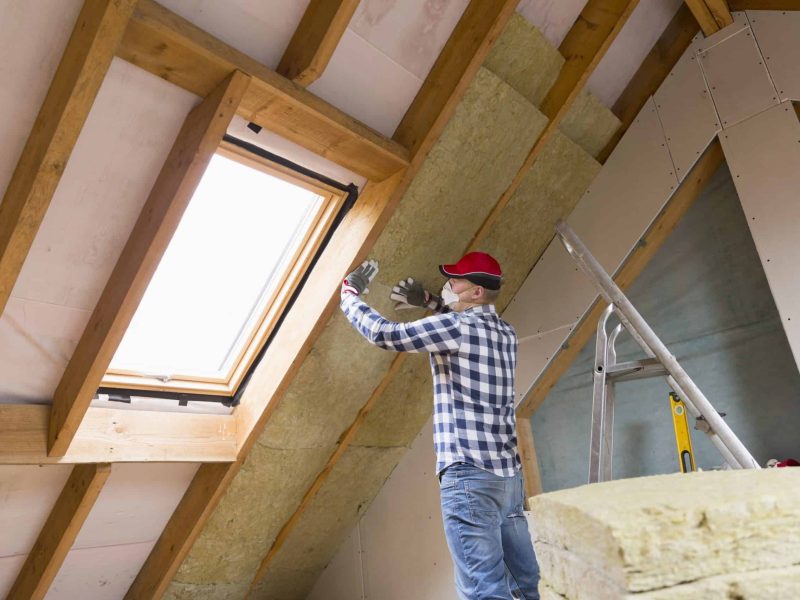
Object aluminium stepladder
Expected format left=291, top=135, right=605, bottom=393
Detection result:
left=553, top=220, right=760, bottom=484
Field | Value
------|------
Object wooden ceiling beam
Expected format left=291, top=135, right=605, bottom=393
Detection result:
left=127, top=3, right=520, bottom=597
left=517, top=141, right=725, bottom=418
left=598, top=4, right=700, bottom=163
left=48, top=70, right=250, bottom=457
left=7, top=463, right=111, bottom=600
left=0, top=404, right=236, bottom=464
left=118, top=0, right=408, bottom=180
left=277, top=0, right=360, bottom=86
left=0, top=0, right=135, bottom=319
left=685, top=0, right=732, bottom=35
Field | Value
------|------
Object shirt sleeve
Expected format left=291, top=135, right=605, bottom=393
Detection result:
left=340, top=294, right=462, bottom=353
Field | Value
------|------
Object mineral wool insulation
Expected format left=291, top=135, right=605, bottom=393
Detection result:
left=530, top=469, right=800, bottom=600
left=165, top=15, right=618, bottom=600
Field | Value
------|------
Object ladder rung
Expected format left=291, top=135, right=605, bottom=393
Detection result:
left=606, top=358, right=668, bottom=382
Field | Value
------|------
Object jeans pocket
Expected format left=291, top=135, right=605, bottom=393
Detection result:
left=464, top=479, right=505, bottom=525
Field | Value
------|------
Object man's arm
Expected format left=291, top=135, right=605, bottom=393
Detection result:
left=390, top=278, right=451, bottom=314
left=340, top=294, right=461, bottom=353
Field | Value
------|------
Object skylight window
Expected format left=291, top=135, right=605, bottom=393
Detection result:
left=103, top=146, right=346, bottom=395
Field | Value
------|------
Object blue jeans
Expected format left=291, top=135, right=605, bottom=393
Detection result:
left=439, top=463, right=540, bottom=599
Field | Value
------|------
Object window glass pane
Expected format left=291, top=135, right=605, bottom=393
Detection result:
left=109, top=154, right=323, bottom=379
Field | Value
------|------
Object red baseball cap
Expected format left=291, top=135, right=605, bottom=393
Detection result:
left=439, top=252, right=503, bottom=290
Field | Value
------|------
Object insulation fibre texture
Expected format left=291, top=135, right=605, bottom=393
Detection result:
left=484, top=13, right=620, bottom=159
left=530, top=469, right=800, bottom=598
left=252, top=446, right=406, bottom=599
left=173, top=66, right=546, bottom=593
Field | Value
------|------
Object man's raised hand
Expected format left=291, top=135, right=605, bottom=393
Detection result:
left=342, top=259, right=379, bottom=297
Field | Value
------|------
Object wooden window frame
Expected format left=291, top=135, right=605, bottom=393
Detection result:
left=100, top=142, right=349, bottom=396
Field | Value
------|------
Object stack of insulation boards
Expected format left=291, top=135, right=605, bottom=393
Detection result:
left=528, top=469, right=800, bottom=599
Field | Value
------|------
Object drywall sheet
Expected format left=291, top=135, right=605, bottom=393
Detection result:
left=748, top=10, right=800, bottom=102
left=698, top=20, right=778, bottom=128
left=720, top=102, right=800, bottom=368
left=505, top=97, right=676, bottom=338
left=515, top=324, right=578, bottom=407
left=654, top=34, right=720, bottom=180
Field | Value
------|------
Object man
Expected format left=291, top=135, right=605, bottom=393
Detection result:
left=340, top=251, right=540, bottom=600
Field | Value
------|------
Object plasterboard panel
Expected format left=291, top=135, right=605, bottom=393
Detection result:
left=0, top=554, right=26, bottom=598
left=10, top=57, right=198, bottom=311
left=45, top=541, right=154, bottom=600
left=748, top=10, right=800, bottom=102
left=0, top=465, right=72, bottom=556
left=698, top=20, right=779, bottom=129
left=720, top=102, right=800, bottom=367
left=655, top=35, right=721, bottom=180
left=515, top=324, right=578, bottom=407
left=227, top=117, right=366, bottom=191
left=505, top=98, right=677, bottom=337
left=158, top=0, right=310, bottom=69
left=72, top=463, right=198, bottom=549
left=350, top=0, right=468, bottom=80
left=0, top=0, right=83, bottom=197
left=0, top=298, right=88, bottom=403
left=516, top=0, right=587, bottom=48
left=587, top=0, right=683, bottom=108
left=308, top=28, right=424, bottom=137
left=339, top=419, right=457, bottom=600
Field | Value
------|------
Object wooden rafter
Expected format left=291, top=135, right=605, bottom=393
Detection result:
left=117, top=0, right=408, bottom=180
left=685, top=0, right=733, bottom=35
left=7, top=463, right=111, bottom=600
left=517, top=418, right=543, bottom=503
left=0, top=0, right=135, bottom=319
left=49, top=70, right=251, bottom=457
left=128, top=2, right=519, bottom=597
left=277, top=0, right=360, bottom=86
left=516, top=141, right=725, bottom=418
left=0, top=404, right=236, bottom=464
left=598, top=4, right=700, bottom=163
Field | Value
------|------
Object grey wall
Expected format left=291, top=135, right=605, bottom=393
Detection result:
left=531, top=163, right=800, bottom=492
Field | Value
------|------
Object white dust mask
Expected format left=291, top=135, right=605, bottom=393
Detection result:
left=441, top=281, right=460, bottom=308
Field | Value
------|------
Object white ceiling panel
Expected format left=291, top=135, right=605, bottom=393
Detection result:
left=0, top=554, right=26, bottom=599
left=0, top=465, right=72, bottom=557
left=73, top=463, right=198, bottom=549
left=11, top=58, right=198, bottom=311
left=45, top=541, right=154, bottom=600
left=748, top=10, right=800, bottom=102
left=0, top=0, right=83, bottom=199
left=308, top=28, right=424, bottom=137
left=0, top=298, right=89, bottom=403
left=350, top=0, right=468, bottom=80
left=158, top=0, right=311, bottom=68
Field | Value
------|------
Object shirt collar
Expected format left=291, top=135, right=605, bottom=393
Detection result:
left=463, top=304, right=497, bottom=316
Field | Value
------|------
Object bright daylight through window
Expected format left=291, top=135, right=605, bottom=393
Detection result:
left=103, top=148, right=344, bottom=395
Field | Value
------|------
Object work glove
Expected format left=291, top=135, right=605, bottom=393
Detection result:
left=342, top=259, right=379, bottom=298
left=390, top=278, right=441, bottom=311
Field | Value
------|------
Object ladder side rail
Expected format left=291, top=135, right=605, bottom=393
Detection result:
left=589, top=305, right=614, bottom=483
left=556, top=220, right=760, bottom=470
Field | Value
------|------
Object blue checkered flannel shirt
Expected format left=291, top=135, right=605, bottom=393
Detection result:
left=340, top=294, right=520, bottom=477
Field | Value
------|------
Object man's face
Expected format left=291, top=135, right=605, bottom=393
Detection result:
left=446, top=278, right=481, bottom=311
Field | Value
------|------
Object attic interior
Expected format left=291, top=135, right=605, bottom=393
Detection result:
left=1, top=1, right=800, bottom=599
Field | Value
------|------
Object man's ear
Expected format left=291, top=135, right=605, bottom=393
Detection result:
left=472, top=286, right=485, bottom=301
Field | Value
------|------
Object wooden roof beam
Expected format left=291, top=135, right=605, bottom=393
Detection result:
left=7, top=463, right=111, bottom=600
left=127, top=2, right=520, bottom=597
left=0, top=404, right=236, bottom=463
left=118, top=0, right=408, bottom=180
left=277, top=0, right=360, bottom=86
left=729, top=1, right=800, bottom=8
left=0, top=0, right=135, bottom=319
left=685, top=0, right=733, bottom=35
left=48, top=70, right=250, bottom=457
left=517, top=141, right=725, bottom=418
left=598, top=5, right=700, bottom=163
